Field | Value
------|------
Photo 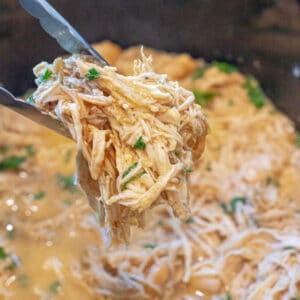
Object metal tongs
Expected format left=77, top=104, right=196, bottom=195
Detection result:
left=0, top=0, right=109, bottom=138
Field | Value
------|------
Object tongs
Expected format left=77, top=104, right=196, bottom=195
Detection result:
left=0, top=0, right=109, bottom=138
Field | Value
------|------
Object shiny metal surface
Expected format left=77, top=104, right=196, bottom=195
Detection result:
left=0, top=87, right=71, bottom=138
left=18, top=0, right=109, bottom=66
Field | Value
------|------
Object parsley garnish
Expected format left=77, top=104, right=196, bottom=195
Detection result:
left=291, top=298, right=300, bottom=300
left=26, top=145, right=35, bottom=157
left=27, top=95, right=35, bottom=104
left=0, top=146, right=8, bottom=154
left=122, top=162, right=138, bottom=179
left=244, top=75, right=266, bottom=109
left=48, top=280, right=61, bottom=295
left=144, top=243, right=157, bottom=249
left=86, top=68, right=101, bottom=80
left=295, top=135, right=300, bottom=148
left=121, top=171, right=145, bottom=191
left=0, top=156, right=26, bottom=171
left=193, top=61, right=237, bottom=80
left=34, top=191, right=46, bottom=200
left=265, top=177, right=280, bottom=187
left=185, top=217, right=194, bottom=224
left=5, top=255, right=20, bottom=271
left=18, top=274, right=29, bottom=287
left=192, top=65, right=209, bottom=79
left=284, top=246, right=294, bottom=250
left=0, top=246, right=8, bottom=260
left=193, top=90, right=217, bottom=106
left=225, top=292, right=233, bottom=300
left=221, top=197, right=246, bottom=214
left=40, top=69, right=53, bottom=82
left=183, top=167, right=193, bottom=173
left=212, top=61, right=237, bottom=74
left=134, top=136, right=146, bottom=150
left=57, top=174, right=77, bottom=192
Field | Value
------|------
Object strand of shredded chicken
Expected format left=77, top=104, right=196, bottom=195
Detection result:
left=31, top=51, right=208, bottom=244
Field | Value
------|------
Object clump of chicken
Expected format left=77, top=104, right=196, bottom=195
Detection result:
left=31, top=51, right=208, bottom=244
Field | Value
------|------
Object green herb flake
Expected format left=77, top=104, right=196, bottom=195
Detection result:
left=27, top=95, right=35, bottom=104
left=295, top=135, right=300, bottom=148
left=6, top=228, right=15, bottom=240
left=244, top=75, right=266, bottom=109
left=212, top=61, right=237, bottom=74
left=86, top=68, right=101, bottom=80
left=192, top=65, right=209, bottom=80
left=121, top=171, right=145, bottom=191
left=34, top=191, right=46, bottom=200
left=40, top=69, right=53, bottom=82
left=185, top=217, right=194, bottom=224
left=183, top=167, right=193, bottom=173
left=48, top=280, right=61, bottom=295
left=143, top=243, right=157, bottom=249
left=64, top=149, right=72, bottom=164
left=291, top=298, right=300, bottom=300
left=284, top=246, right=294, bottom=250
left=26, top=145, right=35, bottom=157
left=225, top=292, right=233, bottom=300
left=220, top=203, right=231, bottom=214
left=57, top=174, right=78, bottom=193
left=18, top=274, right=29, bottom=287
left=134, top=136, right=146, bottom=150
left=193, top=90, right=217, bottom=106
left=122, top=162, right=139, bottom=179
left=230, top=197, right=246, bottom=214
left=0, top=156, right=27, bottom=171
left=0, top=246, right=8, bottom=260
left=265, top=177, right=280, bottom=188
left=0, top=146, right=8, bottom=155
left=221, top=197, right=246, bottom=214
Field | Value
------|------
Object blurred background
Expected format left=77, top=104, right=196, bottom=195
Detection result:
left=0, top=0, right=299, bottom=128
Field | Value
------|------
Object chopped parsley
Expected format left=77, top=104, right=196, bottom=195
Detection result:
left=295, top=135, right=300, bottom=148
left=193, top=90, right=217, bottom=106
left=0, top=146, right=8, bottom=154
left=192, top=61, right=237, bottom=80
left=143, top=243, right=157, bottom=249
left=40, top=69, right=53, bottom=82
left=225, top=292, right=233, bottom=300
left=244, top=75, right=266, bottom=109
left=122, top=162, right=138, bottom=179
left=265, top=177, right=280, bottom=187
left=57, top=174, right=78, bottom=192
left=26, top=145, right=35, bottom=157
left=284, top=246, right=294, bottom=250
left=48, top=280, right=61, bottom=296
left=64, top=149, right=72, bottom=164
left=6, top=227, right=15, bottom=240
left=0, top=246, right=8, bottom=260
left=185, top=217, right=194, bottom=224
left=221, top=197, right=246, bottom=214
left=86, top=68, right=101, bottom=80
left=5, top=254, right=20, bottom=271
left=212, top=61, right=237, bottom=73
left=34, top=191, right=46, bottom=200
left=27, top=95, right=35, bottom=104
left=183, top=166, right=193, bottom=173
left=121, top=171, right=145, bottom=191
left=18, top=274, right=29, bottom=287
left=0, top=156, right=27, bottom=171
left=134, top=136, right=146, bottom=150
left=291, top=298, right=300, bottom=300
left=192, top=65, right=209, bottom=79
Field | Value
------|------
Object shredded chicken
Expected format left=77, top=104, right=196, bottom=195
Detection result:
left=31, top=51, right=208, bottom=244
